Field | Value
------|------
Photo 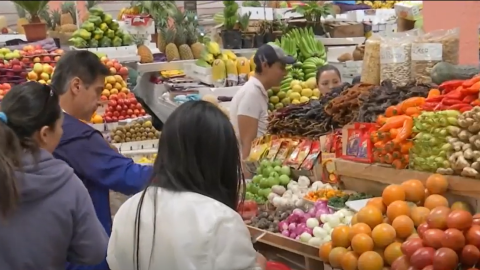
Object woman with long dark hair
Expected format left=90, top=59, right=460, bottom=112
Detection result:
left=107, top=101, right=265, bottom=270
left=0, top=82, right=108, bottom=269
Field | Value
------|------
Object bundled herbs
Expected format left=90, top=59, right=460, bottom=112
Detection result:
left=324, top=83, right=374, bottom=126
left=268, top=83, right=350, bottom=137
left=356, top=80, right=433, bottom=123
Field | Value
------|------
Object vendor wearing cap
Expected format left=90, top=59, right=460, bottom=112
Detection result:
left=230, top=44, right=295, bottom=170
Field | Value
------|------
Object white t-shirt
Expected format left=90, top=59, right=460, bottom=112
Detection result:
left=230, top=77, right=268, bottom=138
left=107, top=188, right=259, bottom=270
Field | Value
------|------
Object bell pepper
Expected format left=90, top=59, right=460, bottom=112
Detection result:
left=237, top=200, right=258, bottom=220
left=460, top=106, right=473, bottom=113
left=442, top=98, right=464, bottom=106
left=444, top=89, right=464, bottom=99
left=462, top=77, right=480, bottom=88
left=448, top=104, right=470, bottom=110
left=440, top=80, right=464, bottom=89
left=463, top=94, right=478, bottom=104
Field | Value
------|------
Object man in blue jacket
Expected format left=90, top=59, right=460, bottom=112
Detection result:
left=51, top=50, right=153, bottom=270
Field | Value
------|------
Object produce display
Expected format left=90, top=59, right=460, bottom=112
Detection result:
left=69, top=7, right=133, bottom=48
left=327, top=193, right=373, bottom=209
left=246, top=159, right=293, bottom=204
left=109, top=119, right=160, bottom=143
left=355, top=1, right=401, bottom=8
left=26, top=63, right=54, bottom=84
left=103, top=93, right=147, bottom=123
left=20, top=46, right=64, bottom=67
left=99, top=57, right=129, bottom=79
left=0, top=83, right=12, bottom=101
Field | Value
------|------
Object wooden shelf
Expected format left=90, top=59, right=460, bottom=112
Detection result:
left=247, top=226, right=324, bottom=270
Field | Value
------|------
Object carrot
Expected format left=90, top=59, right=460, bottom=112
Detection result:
left=384, top=153, right=393, bottom=164
left=374, top=141, right=385, bottom=152
left=394, top=117, right=414, bottom=143
left=400, top=141, right=413, bottom=154
left=385, top=141, right=395, bottom=153
left=392, top=151, right=402, bottom=160
left=376, top=115, right=387, bottom=126
left=405, top=106, right=421, bottom=116
left=389, top=128, right=399, bottom=140
left=399, top=97, right=426, bottom=113
left=370, top=132, right=379, bottom=143
left=373, top=151, right=381, bottom=163
left=392, top=159, right=404, bottom=169
left=427, top=88, right=441, bottom=98
left=401, top=154, right=409, bottom=164
left=378, top=115, right=411, bottom=132
left=385, top=106, right=400, bottom=117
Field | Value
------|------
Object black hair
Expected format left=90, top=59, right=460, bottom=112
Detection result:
left=0, top=82, right=62, bottom=217
left=133, top=101, right=244, bottom=270
left=316, top=64, right=341, bottom=82
left=352, top=75, right=361, bottom=84
left=51, top=50, right=110, bottom=95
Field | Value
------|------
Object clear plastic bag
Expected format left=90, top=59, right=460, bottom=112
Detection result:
left=380, top=36, right=415, bottom=86
left=361, top=35, right=383, bottom=85
left=411, top=28, right=460, bottom=84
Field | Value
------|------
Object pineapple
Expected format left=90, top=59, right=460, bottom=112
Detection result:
left=164, top=27, right=180, bottom=62
left=134, top=35, right=154, bottom=64
left=14, top=4, right=28, bottom=34
left=60, top=2, right=75, bottom=25
left=175, top=26, right=194, bottom=60
left=156, top=19, right=168, bottom=53
left=51, top=9, right=61, bottom=31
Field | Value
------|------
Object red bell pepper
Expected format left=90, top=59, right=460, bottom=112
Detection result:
left=460, top=106, right=473, bottom=113
left=463, top=94, right=478, bottom=104
left=440, top=80, right=464, bottom=89
left=237, top=200, right=258, bottom=220
left=442, top=98, right=464, bottom=106
left=445, top=89, right=464, bottom=99
left=448, top=104, right=470, bottom=110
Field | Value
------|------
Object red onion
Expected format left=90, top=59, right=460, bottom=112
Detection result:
left=304, top=227, right=313, bottom=235
left=281, top=230, right=290, bottom=237
left=278, top=221, right=288, bottom=232
left=295, top=223, right=307, bottom=235
left=292, top=208, right=305, bottom=215
left=314, top=200, right=328, bottom=210
left=308, top=207, right=316, bottom=216
left=315, top=208, right=330, bottom=219
left=289, top=232, right=297, bottom=239
left=288, top=223, right=297, bottom=231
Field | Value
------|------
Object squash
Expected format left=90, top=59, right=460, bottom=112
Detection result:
left=430, top=62, right=480, bottom=85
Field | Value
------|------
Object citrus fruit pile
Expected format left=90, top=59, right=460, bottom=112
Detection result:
left=319, top=174, right=480, bottom=270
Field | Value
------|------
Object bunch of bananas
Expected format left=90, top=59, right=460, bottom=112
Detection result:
left=274, top=28, right=327, bottom=63
left=356, top=1, right=399, bottom=9
left=117, top=6, right=140, bottom=21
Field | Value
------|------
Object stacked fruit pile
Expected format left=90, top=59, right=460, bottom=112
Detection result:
left=0, top=59, right=28, bottom=85
left=109, top=119, right=160, bottom=143
left=101, top=75, right=130, bottom=101
left=272, top=76, right=320, bottom=109
left=99, top=57, right=129, bottom=79
left=320, top=174, right=479, bottom=270
left=27, top=63, right=54, bottom=84
left=69, top=7, right=133, bottom=48
left=20, top=45, right=63, bottom=68
left=103, top=93, right=146, bottom=123
left=0, top=48, right=22, bottom=61
left=0, top=83, right=12, bottom=101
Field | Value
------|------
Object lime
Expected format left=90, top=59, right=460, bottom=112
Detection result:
left=270, top=96, right=280, bottom=104
left=277, top=91, right=286, bottom=99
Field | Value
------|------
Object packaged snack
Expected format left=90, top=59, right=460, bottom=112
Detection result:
left=294, top=140, right=312, bottom=170
left=277, top=139, right=297, bottom=165
left=300, top=140, right=321, bottom=171
left=266, top=137, right=283, bottom=161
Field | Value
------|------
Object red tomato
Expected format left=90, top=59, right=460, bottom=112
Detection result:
left=422, top=229, right=445, bottom=249
left=426, top=206, right=450, bottom=230
left=402, top=238, right=424, bottom=258
left=466, top=225, right=480, bottom=248
left=391, top=255, right=411, bottom=270
left=432, top=248, right=458, bottom=270
left=462, top=245, right=480, bottom=266
left=442, top=228, right=465, bottom=251
left=447, top=210, right=473, bottom=230
left=237, top=200, right=258, bottom=220
left=417, top=223, right=430, bottom=238
left=410, top=247, right=435, bottom=270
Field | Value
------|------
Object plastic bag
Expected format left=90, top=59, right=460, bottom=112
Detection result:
left=380, top=36, right=415, bottom=86
left=411, top=28, right=460, bottom=84
left=360, top=35, right=383, bottom=85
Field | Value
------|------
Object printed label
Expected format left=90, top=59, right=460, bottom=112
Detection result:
left=380, top=47, right=407, bottom=64
left=411, top=43, right=443, bottom=61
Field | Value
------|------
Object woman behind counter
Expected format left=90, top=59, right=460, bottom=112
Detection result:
left=316, top=64, right=361, bottom=94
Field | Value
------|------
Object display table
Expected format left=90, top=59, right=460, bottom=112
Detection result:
left=247, top=226, right=323, bottom=270
left=335, top=159, right=480, bottom=211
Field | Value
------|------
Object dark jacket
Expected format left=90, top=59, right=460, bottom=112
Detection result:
left=0, top=149, right=108, bottom=270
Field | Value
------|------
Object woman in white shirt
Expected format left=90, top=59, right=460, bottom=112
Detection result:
left=107, top=101, right=266, bottom=270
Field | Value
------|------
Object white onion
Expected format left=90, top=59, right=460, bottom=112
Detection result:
left=313, top=227, right=327, bottom=238
left=308, top=237, right=322, bottom=247
left=299, top=232, right=312, bottom=243
left=306, top=218, right=319, bottom=229
left=323, top=223, right=332, bottom=233
left=327, top=215, right=341, bottom=227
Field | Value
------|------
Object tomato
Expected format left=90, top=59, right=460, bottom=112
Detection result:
left=417, top=223, right=430, bottom=238
left=237, top=200, right=258, bottom=220
left=442, top=228, right=465, bottom=251
left=422, top=266, right=433, bottom=270
left=447, top=210, right=473, bottom=230
left=461, top=245, right=480, bottom=266
left=473, top=214, right=480, bottom=226
left=432, top=247, right=458, bottom=270
left=410, top=247, right=435, bottom=270
left=117, top=99, right=124, bottom=105
left=391, top=255, right=411, bottom=270
left=426, top=206, right=450, bottom=230
left=422, top=229, right=445, bottom=249
left=402, top=238, right=424, bottom=258
left=466, top=225, right=480, bottom=249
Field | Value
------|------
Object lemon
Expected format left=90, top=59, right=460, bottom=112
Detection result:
left=270, top=96, right=280, bottom=104
left=301, top=82, right=308, bottom=89
left=277, top=91, right=286, bottom=99
left=291, top=99, right=300, bottom=105
left=313, top=88, right=320, bottom=97
left=271, top=87, right=280, bottom=94
left=286, top=90, right=293, bottom=96
left=268, top=103, right=274, bottom=110
left=275, top=103, right=284, bottom=109
left=300, top=96, right=310, bottom=103
left=292, top=85, right=302, bottom=93
left=289, top=92, right=301, bottom=100
left=281, top=97, right=291, bottom=106
left=290, top=80, right=300, bottom=88
left=306, top=77, right=317, bottom=89
left=301, top=88, right=313, bottom=97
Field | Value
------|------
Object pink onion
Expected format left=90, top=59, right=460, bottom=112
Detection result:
left=304, top=227, right=313, bottom=235
left=295, top=223, right=307, bottom=235
left=289, top=232, right=297, bottom=239
left=278, top=221, right=288, bottom=232
left=295, top=236, right=300, bottom=240
left=314, top=200, right=328, bottom=209
left=281, top=230, right=290, bottom=237
left=315, top=208, right=329, bottom=219
left=292, top=208, right=305, bottom=216
left=308, top=207, right=316, bottom=216
left=288, top=223, right=297, bottom=231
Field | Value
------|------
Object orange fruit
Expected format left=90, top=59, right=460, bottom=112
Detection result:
left=319, top=241, right=332, bottom=263
left=411, top=206, right=430, bottom=226
left=367, top=197, right=387, bottom=214
left=349, top=223, right=372, bottom=242
left=351, top=214, right=358, bottom=225
left=329, top=247, right=349, bottom=268
left=352, top=233, right=374, bottom=255
left=382, top=184, right=406, bottom=206
left=357, top=206, right=384, bottom=230
left=358, top=251, right=384, bottom=270
left=384, top=242, right=403, bottom=266
left=341, top=251, right=359, bottom=270
left=424, top=194, right=449, bottom=210
left=401, top=179, right=426, bottom=203
left=386, top=200, right=411, bottom=222
left=372, top=223, right=396, bottom=248
left=426, top=174, right=449, bottom=194
left=332, top=225, right=351, bottom=248
left=391, top=215, right=414, bottom=239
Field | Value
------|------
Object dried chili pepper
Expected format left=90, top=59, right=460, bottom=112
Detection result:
left=463, top=94, right=477, bottom=104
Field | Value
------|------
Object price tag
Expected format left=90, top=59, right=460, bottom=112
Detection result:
left=411, top=43, right=443, bottom=61
left=380, top=47, right=407, bottom=64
